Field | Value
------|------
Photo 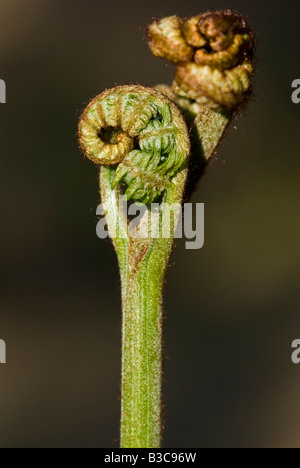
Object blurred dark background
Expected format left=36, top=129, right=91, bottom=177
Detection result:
left=0, top=0, right=299, bottom=448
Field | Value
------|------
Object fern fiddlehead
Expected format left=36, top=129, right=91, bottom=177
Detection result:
left=148, top=11, right=255, bottom=111
left=148, top=11, right=255, bottom=197
left=78, top=10, right=256, bottom=449
left=78, top=84, right=190, bottom=448
left=78, top=85, right=190, bottom=205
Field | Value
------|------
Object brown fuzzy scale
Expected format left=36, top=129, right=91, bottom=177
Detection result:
left=148, top=10, right=255, bottom=111
left=148, top=16, right=194, bottom=64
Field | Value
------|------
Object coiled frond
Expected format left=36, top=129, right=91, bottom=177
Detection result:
left=78, top=85, right=190, bottom=204
left=148, top=11, right=255, bottom=111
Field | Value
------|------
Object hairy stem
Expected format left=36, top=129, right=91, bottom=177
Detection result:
left=99, top=99, right=231, bottom=447
left=172, top=96, right=231, bottom=198
left=78, top=9, right=255, bottom=450
left=120, top=244, right=165, bottom=448
left=100, top=164, right=187, bottom=448
left=186, top=105, right=231, bottom=195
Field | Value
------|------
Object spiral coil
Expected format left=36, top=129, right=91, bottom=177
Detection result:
left=78, top=85, right=190, bottom=205
left=148, top=11, right=255, bottom=111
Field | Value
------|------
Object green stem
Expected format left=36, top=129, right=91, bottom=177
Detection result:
left=99, top=101, right=231, bottom=448
left=120, top=245, right=165, bottom=448
left=175, top=99, right=231, bottom=199
left=100, top=166, right=186, bottom=448
left=175, top=96, right=231, bottom=164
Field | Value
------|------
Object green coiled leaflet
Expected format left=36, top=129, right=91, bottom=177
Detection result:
left=78, top=85, right=190, bottom=205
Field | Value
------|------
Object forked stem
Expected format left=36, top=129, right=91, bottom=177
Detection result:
left=79, top=8, right=256, bottom=443
left=99, top=100, right=230, bottom=447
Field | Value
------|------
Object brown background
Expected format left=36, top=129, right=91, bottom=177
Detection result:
left=0, top=0, right=300, bottom=448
